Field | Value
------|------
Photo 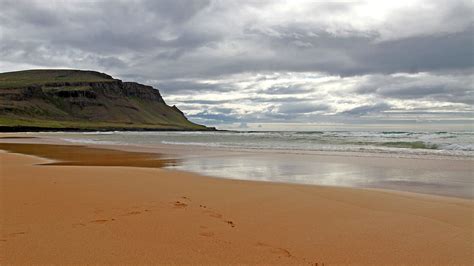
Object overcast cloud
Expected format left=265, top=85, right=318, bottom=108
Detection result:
left=1, top=0, right=473, bottom=129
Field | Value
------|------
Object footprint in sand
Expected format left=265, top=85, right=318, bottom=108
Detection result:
left=225, top=220, right=236, bottom=228
left=123, top=211, right=142, bottom=216
left=199, top=232, right=215, bottom=237
left=173, top=201, right=188, bottom=208
left=256, top=242, right=293, bottom=258
left=173, top=198, right=236, bottom=228
left=90, top=219, right=112, bottom=224
left=72, top=223, right=86, bottom=228
left=203, top=210, right=222, bottom=218
left=202, top=210, right=236, bottom=228
left=210, top=213, right=223, bottom=218
left=7, top=232, right=26, bottom=237
left=119, top=205, right=154, bottom=216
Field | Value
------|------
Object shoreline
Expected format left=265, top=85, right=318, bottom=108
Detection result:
left=1, top=133, right=472, bottom=199
left=0, top=139, right=470, bottom=201
left=1, top=145, right=473, bottom=264
left=3, top=132, right=474, bottom=162
left=13, top=130, right=474, bottom=162
left=0, top=126, right=218, bottom=133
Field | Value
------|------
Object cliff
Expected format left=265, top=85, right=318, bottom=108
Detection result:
left=0, top=69, right=212, bottom=131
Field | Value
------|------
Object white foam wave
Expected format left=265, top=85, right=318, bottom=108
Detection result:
left=60, top=138, right=119, bottom=145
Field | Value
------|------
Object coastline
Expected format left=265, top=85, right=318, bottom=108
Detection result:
left=17, top=130, right=474, bottom=161
left=1, top=135, right=473, bottom=264
left=2, top=133, right=473, bottom=198
left=0, top=126, right=217, bottom=132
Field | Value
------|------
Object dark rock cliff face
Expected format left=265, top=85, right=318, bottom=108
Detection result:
left=15, top=80, right=166, bottom=102
left=0, top=80, right=166, bottom=107
left=122, top=82, right=165, bottom=102
left=0, top=70, right=211, bottom=131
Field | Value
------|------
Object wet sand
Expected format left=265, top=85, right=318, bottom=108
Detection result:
left=2, top=134, right=473, bottom=198
left=1, top=141, right=473, bottom=264
left=0, top=142, right=180, bottom=168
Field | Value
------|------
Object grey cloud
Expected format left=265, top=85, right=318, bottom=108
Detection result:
left=355, top=73, right=474, bottom=105
left=277, top=103, right=329, bottom=114
left=179, top=99, right=230, bottom=104
left=1, top=0, right=215, bottom=60
left=1, top=0, right=473, bottom=79
left=264, top=85, right=313, bottom=95
left=95, top=56, right=128, bottom=69
left=155, top=81, right=233, bottom=94
left=248, top=96, right=308, bottom=103
left=152, top=71, right=472, bottom=125
left=141, top=0, right=211, bottom=23
left=212, top=107, right=234, bottom=114
left=189, top=111, right=240, bottom=123
left=1, top=0, right=60, bottom=27
left=236, top=25, right=474, bottom=77
left=1, top=0, right=473, bottom=126
left=355, top=28, right=474, bottom=75
left=385, top=111, right=473, bottom=117
left=383, top=85, right=473, bottom=105
left=341, top=103, right=392, bottom=116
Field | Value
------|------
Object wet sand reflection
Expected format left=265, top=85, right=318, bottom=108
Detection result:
left=0, top=143, right=180, bottom=168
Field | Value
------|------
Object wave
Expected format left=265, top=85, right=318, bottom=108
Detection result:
left=51, top=129, right=474, bottom=159
left=60, top=138, right=119, bottom=145
left=381, top=131, right=413, bottom=135
left=378, top=141, right=438, bottom=149
left=293, top=131, right=325, bottom=135
left=440, top=143, right=474, bottom=151
left=161, top=141, right=221, bottom=147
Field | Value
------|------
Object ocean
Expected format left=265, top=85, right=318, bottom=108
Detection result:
left=33, top=130, right=474, bottom=198
left=51, top=130, right=474, bottom=159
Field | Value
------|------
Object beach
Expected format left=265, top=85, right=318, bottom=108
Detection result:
left=1, top=135, right=473, bottom=264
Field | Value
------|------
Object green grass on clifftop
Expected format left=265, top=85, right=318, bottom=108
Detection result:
left=0, top=69, right=115, bottom=89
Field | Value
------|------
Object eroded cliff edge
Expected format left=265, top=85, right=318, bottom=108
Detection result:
left=0, top=69, right=213, bottom=131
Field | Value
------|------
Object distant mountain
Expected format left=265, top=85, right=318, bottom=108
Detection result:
left=0, top=69, right=213, bottom=131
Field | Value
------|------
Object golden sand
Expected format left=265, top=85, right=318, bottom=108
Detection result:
left=1, top=143, right=473, bottom=264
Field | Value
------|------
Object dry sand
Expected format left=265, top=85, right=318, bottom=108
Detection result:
left=1, top=142, right=473, bottom=264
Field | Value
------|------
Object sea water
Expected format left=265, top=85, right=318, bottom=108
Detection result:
left=53, top=130, right=474, bottom=159
left=36, top=130, right=474, bottom=198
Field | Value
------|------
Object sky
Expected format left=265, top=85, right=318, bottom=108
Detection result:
left=1, top=0, right=473, bottom=130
